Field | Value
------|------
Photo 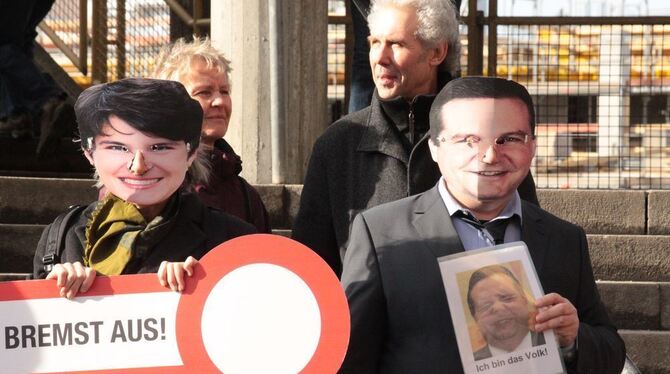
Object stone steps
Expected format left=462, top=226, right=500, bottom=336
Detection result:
left=2, top=222, right=666, bottom=279
left=620, top=330, right=670, bottom=374
left=1, top=176, right=669, bottom=372
left=590, top=235, right=670, bottom=282
left=599, top=281, right=670, bottom=331
left=0, top=224, right=664, bottom=330
left=0, top=224, right=43, bottom=275
left=0, top=223, right=291, bottom=275
left=3, top=176, right=668, bottom=232
left=0, top=139, right=91, bottom=177
left=0, top=177, right=301, bottom=228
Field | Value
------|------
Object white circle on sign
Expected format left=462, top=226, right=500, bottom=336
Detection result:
left=201, top=263, right=321, bottom=373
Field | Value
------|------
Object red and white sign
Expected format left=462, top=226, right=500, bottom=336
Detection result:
left=0, top=234, right=350, bottom=373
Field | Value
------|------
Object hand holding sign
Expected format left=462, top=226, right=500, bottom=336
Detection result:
left=157, top=256, right=198, bottom=292
left=45, top=261, right=96, bottom=299
left=0, top=234, right=350, bottom=373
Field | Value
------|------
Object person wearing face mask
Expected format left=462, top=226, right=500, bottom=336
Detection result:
left=340, top=77, right=624, bottom=374
left=151, top=37, right=270, bottom=233
left=293, top=0, right=538, bottom=278
left=32, top=78, right=256, bottom=297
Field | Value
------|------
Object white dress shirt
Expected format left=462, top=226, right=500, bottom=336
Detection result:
left=436, top=177, right=523, bottom=250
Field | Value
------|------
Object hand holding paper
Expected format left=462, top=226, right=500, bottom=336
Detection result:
left=534, top=293, right=579, bottom=347
left=46, top=261, right=96, bottom=299
left=157, top=256, right=198, bottom=292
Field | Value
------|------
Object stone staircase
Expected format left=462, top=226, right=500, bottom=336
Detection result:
left=0, top=176, right=668, bottom=372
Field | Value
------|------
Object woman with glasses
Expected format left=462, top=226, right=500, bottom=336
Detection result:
left=32, top=78, right=256, bottom=298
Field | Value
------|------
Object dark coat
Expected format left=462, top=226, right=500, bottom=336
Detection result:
left=195, top=138, right=271, bottom=233
left=292, top=92, right=538, bottom=276
left=340, top=185, right=625, bottom=374
left=32, top=192, right=256, bottom=279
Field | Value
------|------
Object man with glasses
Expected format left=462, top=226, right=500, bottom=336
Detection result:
left=340, top=77, right=625, bottom=373
left=293, top=0, right=538, bottom=278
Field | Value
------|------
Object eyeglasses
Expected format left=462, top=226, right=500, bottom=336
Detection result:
left=435, top=132, right=535, bottom=153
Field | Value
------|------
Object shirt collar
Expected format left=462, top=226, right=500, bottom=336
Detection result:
left=436, top=177, right=523, bottom=224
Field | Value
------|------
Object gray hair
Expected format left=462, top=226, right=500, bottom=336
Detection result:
left=149, top=37, right=232, bottom=188
left=151, top=36, right=232, bottom=87
left=368, top=0, right=461, bottom=77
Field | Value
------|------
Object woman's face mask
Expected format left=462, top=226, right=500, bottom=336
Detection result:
left=85, top=115, right=195, bottom=218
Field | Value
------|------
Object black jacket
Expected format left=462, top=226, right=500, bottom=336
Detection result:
left=292, top=91, right=540, bottom=276
left=33, top=193, right=256, bottom=279
left=195, top=138, right=271, bottom=233
left=340, top=186, right=624, bottom=374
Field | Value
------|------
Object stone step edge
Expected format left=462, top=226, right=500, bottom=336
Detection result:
left=619, top=329, right=670, bottom=373
left=594, top=281, right=670, bottom=331
left=0, top=274, right=667, bottom=331
left=4, top=175, right=670, bottom=234
left=0, top=223, right=291, bottom=233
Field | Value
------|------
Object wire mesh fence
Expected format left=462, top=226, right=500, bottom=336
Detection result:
left=39, top=0, right=86, bottom=78
left=103, top=0, right=170, bottom=81
left=328, top=23, right=347, bottom=101
left=489, top=22, right=670, bottom=189
left=40, top=1, right=670, bottom=189
left=327, top=2, right=670, bottom=189
left=40, top=0, right=171, bottom=84
left=42, top=0, right=82, bottom=53
left=328, top=0, right=348, bottom=122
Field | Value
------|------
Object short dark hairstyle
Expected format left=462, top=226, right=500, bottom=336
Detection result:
left=75, top=78, right=203, bottom=154
left=429, top=76, right=536, bottom=143
left=466, top=264, right=526, bottom=318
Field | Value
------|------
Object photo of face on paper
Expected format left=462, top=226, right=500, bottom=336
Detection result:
left=439, top=243, right=565, bottom=374
left=458, top=262, right=545, bottom=361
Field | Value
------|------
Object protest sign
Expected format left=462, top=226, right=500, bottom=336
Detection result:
left=438, top=242, right=565, bottom=374
left=0, top=234, right=350, bottom=373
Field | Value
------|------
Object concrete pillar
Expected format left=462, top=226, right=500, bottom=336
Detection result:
left=597, top=26, right=631, bottom=159
left=211, top=1, right=328, bottom=184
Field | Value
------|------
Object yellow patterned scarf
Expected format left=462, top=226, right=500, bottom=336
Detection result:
left=84, top=194, right=176, bottom=275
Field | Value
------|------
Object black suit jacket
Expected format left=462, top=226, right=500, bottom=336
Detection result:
left=292, top=91, right=539, bottom=277
left=339, top=185, right=625, bottom=374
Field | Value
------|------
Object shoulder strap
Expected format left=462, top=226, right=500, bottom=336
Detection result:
left=42, top=205, right=85, bottom=273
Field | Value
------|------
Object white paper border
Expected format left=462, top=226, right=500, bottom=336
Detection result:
left=438, top=242, right=566, bottom=374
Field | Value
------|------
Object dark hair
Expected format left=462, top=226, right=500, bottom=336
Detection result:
left=429, top=76, right=536, bottom=143
left=466, top=264, right=526, bottom=317
left=74, top=78, right=203, bottom=154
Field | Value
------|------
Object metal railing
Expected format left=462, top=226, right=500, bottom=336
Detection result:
left=164, top=0, right=209, bottom=36
left=325, top=0, right=670, bottom=189
left=38, top=0, right=88, bottom=76
left=327, top=0, right=352, bottom=122
left=464, top=0, right=670, bottom=189
left=38, top=0, right=206, bottom=85
left=39, top=1, right=670, bottom=189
